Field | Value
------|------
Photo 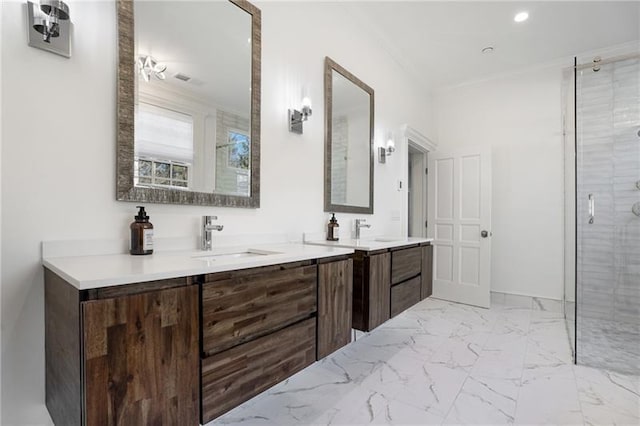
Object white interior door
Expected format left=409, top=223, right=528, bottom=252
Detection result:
left=427, top=147, right=491, bottom=308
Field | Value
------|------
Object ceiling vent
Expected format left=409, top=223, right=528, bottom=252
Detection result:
left=174, top=73, right=192, bottom=82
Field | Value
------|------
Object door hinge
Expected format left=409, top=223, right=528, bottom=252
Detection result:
left=425, top=168, right=428, bottom=175
left=425, top=220, right=428, bottom=228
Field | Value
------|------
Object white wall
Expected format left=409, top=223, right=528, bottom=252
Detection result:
left=0, top=1, right=433, bottom=423
left=435, top=64, right=566, bottom=300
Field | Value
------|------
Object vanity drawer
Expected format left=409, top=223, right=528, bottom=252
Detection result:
left=391, top=246, right=422, bottom=284
left=201, top=264, right=317, bottom=356
left=201, top=318, right=316, bottom=423
left=390, top=276, right=421, bottom=317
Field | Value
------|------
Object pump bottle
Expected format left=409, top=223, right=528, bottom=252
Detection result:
left=327, top=213, right=340, bottom=241
left=130, top=206, right=154, bottom=255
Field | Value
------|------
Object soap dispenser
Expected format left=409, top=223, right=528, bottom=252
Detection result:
left=327, top=213, right=340, bottom=241
left=130, top=206, right=154, bottom=255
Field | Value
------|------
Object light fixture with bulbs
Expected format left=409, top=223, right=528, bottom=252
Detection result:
left=27, top=0, right=72, bottom=57
left=289, top=97, right=312, bottom=134
left=378, top=133, right=396, bottom=164
left=514, top=11, right=529, bottom=23
left=137, top=55, right=167, bottom=82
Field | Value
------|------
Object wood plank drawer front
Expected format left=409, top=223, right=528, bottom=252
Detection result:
left=202, top=265, right=317, bottom=356
left=368, top=252, right=391, bottom=330
left=391, top=247, right=422, bottom=284
left=82, top=285, right=199, bottom=426
left=201, top=318, right=317, bottom=423
left=391, top=276, right=421, bottom=317
left=421, top=245, right=433, bottom=300
left=318, top=259, right=353, bottom=359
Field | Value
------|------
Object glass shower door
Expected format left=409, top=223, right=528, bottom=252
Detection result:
left=575, top=56, right=640, bottom=374
left=562, top=64, right=576, bottom=360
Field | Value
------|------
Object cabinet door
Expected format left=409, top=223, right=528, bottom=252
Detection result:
left=82, top=286, right=199, bottom=426
left=421, top=245, right=433, bottom=299
left=368, top=252, right=391, bottom=330
left=318, top=259, right=353, bottom=359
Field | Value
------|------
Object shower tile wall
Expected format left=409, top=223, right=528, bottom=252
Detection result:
left=576, top=57, right=640, bottom=375
left=331, top=116, right=349, bottom=204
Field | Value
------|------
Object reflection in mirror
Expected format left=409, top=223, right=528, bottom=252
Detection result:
left=117, top=0, right=261, bottom=207
left=324, top=57, right=374, bottom=214
left=331, top=71, right=371, bottom=207
left=134, top=0, right=250, bottom=196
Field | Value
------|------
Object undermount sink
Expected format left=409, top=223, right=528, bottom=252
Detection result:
left=192, top=248, right=281, bottom=262
left=373, top=237, right=402, bottom=242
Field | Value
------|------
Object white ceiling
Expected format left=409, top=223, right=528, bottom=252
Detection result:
left=135, top=1, right=252, bottom=114
left=349, top=1, right=640, bottom=90
left=133, top=1, right=638, bottom=104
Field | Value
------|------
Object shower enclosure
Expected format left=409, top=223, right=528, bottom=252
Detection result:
left=564, top=52, right=640, bottom=375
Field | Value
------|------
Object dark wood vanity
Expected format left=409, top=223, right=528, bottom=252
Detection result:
left=44, top=255, right=352, bottom=426
left=45, top=271, right=201, bottom=426
left=199, top=257, right=352, bottom=423
left=353, top=241, right=433, bottom=332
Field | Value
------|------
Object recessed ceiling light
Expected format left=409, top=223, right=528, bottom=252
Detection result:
left=514, top=11, right=529, bottom=23
left=482, top=46, right=494, bottom=54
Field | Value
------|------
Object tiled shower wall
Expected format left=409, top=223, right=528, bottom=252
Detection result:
left=576, top=57, right=640, bottom=374
left=331, top=116, right=348, bottom=204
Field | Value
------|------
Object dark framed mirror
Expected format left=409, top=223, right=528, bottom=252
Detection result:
left=116, top=0, right=261, bottom=207
left=324, top=57, right=374, bottom=214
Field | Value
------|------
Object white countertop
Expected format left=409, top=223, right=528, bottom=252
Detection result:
left=43, top=243, right=354, bottom=290
left=304, top=237, right=433, bottom=251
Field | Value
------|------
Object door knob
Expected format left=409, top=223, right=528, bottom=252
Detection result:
left=481, top=230, right=489, bottom=238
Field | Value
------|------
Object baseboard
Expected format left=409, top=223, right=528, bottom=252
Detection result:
left=491, top=290, right=562, bottom=302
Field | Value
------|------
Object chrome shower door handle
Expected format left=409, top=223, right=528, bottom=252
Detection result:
left=588, top=194, right=595, bottom=224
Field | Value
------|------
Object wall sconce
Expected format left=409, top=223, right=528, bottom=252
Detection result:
left=27, top=0, right=71, bottom=58
left=137, top=55, right=167, bottom=82
left=378, top=134, right=396, bottom=164
left=289, top=97, right=312, bottom=134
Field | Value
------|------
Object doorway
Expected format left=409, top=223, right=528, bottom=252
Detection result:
left=408, top=142, right=428, bottom=237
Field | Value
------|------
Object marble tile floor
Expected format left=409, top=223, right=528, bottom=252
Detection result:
left=577, top=317, right=640, bottom=376
left=208, top=294, right=640, bottom=426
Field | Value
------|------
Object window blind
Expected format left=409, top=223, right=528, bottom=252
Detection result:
left=135, top=102, right=194, bottom=164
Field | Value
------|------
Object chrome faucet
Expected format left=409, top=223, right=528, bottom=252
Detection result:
left=355, top=218, right=371, bottom=240
left=201, top=216, right=224, bottom=251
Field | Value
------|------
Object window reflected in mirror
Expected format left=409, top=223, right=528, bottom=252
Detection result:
left=134, top=103, right=193, bottom=190
left=216, top=127, right=251, bottom=196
